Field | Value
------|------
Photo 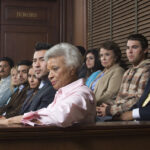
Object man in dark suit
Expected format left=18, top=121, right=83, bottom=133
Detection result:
left=120, top=78, right=150, bottom=121
left=0, top=60, right=32, bottom=118
left=20, top=43, right=56, bottom=114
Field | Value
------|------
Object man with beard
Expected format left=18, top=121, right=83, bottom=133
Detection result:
left=20, top=43, right=56, bottom=114
left=0, top=60, right=32, bottom=118
left=0, top=57, right=14, bottom=107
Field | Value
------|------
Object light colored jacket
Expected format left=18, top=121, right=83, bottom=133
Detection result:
left=91, top=64, right=125, bottom=105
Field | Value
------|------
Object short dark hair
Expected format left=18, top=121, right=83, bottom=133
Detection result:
left=35, top=42, right=53, bottom=51
left=100, top=41, right=121, bottom=64
left=17, top=60, right=32, bottom=67
left=76, top=46, right=86, bottom=56
left=127, top=34, right=148, bottom=50
left=0, top=57, right=14, bottom=68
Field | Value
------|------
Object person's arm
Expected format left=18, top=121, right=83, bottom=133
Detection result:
left=107, top=70, right=150, bottom=116
left=36, top=87, right=56, bottom=110
left=138, top=105, right=150, bottom=120
left=0, top=89, right=12, bottom=107
left=22, top=90, right=95, bottom=127
left=0, top=115, right=23, bottom=126
left=120, top=105, right=150, bottom=121
left=0, top=79, right=12, bottom=107
left=96, top=67, right=124, bottom=105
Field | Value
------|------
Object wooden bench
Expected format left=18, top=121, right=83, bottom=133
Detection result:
left=0, top=121, right=150, bottom=150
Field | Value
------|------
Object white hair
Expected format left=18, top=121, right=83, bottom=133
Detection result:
left=44, top=42, right=82, bottom=70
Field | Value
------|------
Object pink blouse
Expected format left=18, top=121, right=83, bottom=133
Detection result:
left=22, top=79, right=96, bottom=127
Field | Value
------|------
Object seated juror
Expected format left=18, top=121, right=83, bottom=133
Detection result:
left=0, top=60, right=32, bottom=118
left=97, top=34, right=150, bottom=120
left=0, top=43, right=96, bottom=127
left=91, top=41, right=125, bottom=106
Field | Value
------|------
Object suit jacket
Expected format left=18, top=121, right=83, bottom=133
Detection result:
left=132, top=78, right=150, bottom=120
left=20, top=78, right=56, bottom=114
left=20, top=89, right=36, bottom=114
left=0, top=84, right=29, bottom=118
left=91, top=64, right=125, bottom=105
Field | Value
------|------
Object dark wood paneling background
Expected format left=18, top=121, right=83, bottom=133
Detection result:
left=0, top=0, right=86, bottom=63
left=0, top=121, right=150, bottom=150
left=0, top=0, right=60, bottom=63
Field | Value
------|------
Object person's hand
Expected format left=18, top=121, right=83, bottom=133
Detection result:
left=7, top=116, right=23, bottom=125
left=96, top=103, right=108, bottom=117
left=120, top=111, right=133, bottom=121
left=0, top=118, right=8, bottom=126
left=0, top=116, right=23, bottom=127
left=99, top=103, right=108, bottom=116
left=0, top=116, right=6, bottom=120
left=96, top=106, right=102, bottom=116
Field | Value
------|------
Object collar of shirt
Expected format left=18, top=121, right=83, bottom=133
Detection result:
left=57, top=78, right=84, bottom=95
left=0, top=75, right=11, bottom=82
left=38, top=80, right=45, bottom=89
left=132, top=59, right=150, bottom=69
left=19, top=84, right=25, bottom=92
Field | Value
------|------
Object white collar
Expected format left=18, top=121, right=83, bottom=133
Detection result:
left=38, top=81, right=45, bottom=89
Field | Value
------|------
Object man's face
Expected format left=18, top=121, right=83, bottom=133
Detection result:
left=47, top=56, right=75, bottom=90
left=32, top=50, right=48, bottom=79
left=17, top=65, right=29, bottom=85
left=0, top=61, right=11, bottom=78
left=126, top=40, right=147, bottom=66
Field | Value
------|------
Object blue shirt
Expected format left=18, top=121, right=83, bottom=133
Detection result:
left=85, top=70, right=102, bottom=88
left=0, top=75, right=12, bottom=107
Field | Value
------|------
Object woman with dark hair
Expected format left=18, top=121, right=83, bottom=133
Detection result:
left=83, top=49, right=104, bottom=87
left=20, top=67, right=40, bottom=114
left=90, top=41, right=125, bottom=107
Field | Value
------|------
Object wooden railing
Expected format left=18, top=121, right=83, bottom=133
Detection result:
left=0, top=121, right=150, bottom=150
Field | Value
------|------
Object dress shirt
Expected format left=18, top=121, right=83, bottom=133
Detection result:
left=38, top=81, right=45, bottom=89
left=0, top=75, right=12, bottom=107
left=90, top=72, right=104, bottom=91
left=18, top=85, right=25, bottom=93
left=22, top=79, right=96, bottom=127
left=85, top=70, right=101, bottom=88
left=132, top=108, right=140, bottom=119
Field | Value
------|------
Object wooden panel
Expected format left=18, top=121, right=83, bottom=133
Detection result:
left=0, top=121, right=150, bottom=150
left=0, top=0, right=61, bottom=62
left=59, top=0, right=73, bottom=43
left=72, top=0, right=87, bottom=48
left=4, top=6, right=48, bottom=24
left=1, top=25, right=48, bottom=63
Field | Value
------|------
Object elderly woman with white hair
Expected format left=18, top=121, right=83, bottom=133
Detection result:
left=0, top=43, right=96, bottom=127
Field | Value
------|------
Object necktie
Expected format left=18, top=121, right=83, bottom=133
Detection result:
left=142, top=93, right=150, bottom=107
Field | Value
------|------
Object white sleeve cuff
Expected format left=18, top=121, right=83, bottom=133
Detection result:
left=132, top=108, right=140, bottom=119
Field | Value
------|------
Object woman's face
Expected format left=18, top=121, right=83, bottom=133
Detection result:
left=28, top=68, right=40, bottom=89
left=86, top=53, right=95, bottom=69
left=11, top=68, right=19, bottom=86
left=47, top=56, right=76, bottom=90
left=99, top=48, right=116, bottom=69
